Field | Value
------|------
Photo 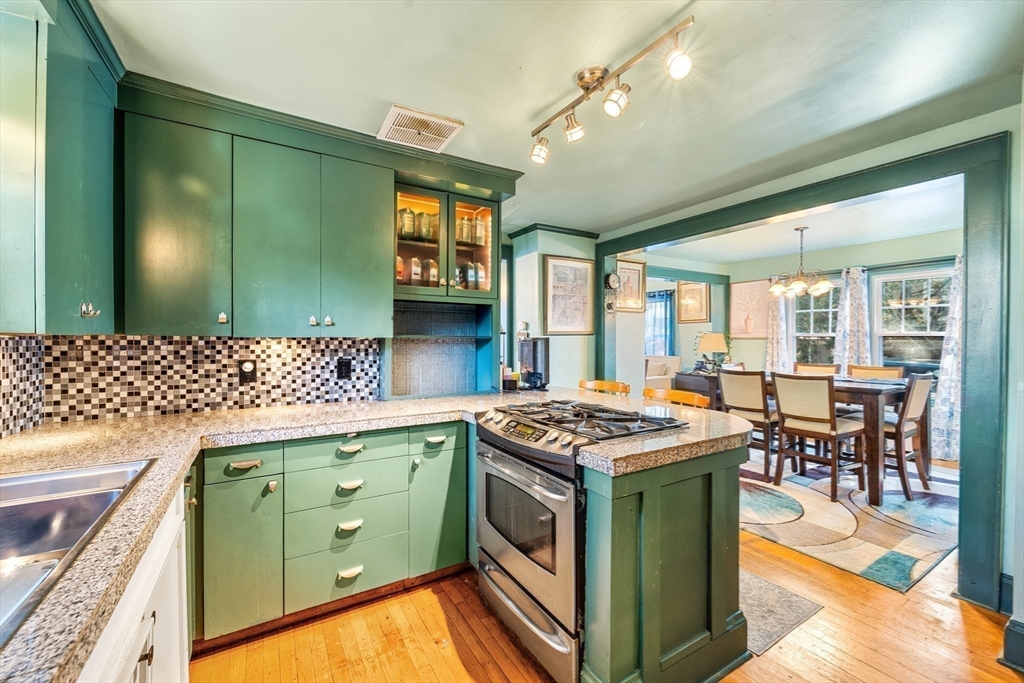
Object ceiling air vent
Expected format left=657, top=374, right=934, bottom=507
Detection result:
left=376, top=104, right=464, bottom=153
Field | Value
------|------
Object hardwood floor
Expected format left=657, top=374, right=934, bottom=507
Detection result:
left=190, top=535, right=1020, bottom=683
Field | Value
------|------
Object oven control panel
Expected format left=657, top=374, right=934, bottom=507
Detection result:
left=501, top=420, right=548, bottom=443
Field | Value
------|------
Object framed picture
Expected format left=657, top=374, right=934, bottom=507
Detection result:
left=616, top=260, right=646, bottom=312
left=677, top=282, right=710, bottom=323
left=544, top=255, right=594, bottom=335
left=729, top=279, right=771, bottom=338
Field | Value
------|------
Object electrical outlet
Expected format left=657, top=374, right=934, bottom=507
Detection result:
left=337, top=358, right=352, bottom=380
left=238, top=359, right=257, bottom=385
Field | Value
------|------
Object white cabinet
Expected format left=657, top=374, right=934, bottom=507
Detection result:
left=78, top=490, right=189, bottom=683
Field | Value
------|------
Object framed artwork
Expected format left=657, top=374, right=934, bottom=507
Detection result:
left=544, top=255, right=595, bottom=335
left=677, top=282, right=710, bottom=323
left=615, top=260, right=646, bottom=312
left=730, top=279, right=770, bottom=338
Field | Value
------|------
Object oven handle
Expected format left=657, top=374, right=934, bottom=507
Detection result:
left=479, top=560, right=571, bottom=655
left=478, top=452, right=569, bottom=503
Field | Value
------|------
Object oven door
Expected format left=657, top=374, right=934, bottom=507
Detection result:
left=476, top=441, right=576, bottom=631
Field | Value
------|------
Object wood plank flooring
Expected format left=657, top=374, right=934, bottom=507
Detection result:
left=191, top=534, right=1020, bottom=683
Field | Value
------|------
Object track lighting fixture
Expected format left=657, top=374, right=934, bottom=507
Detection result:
left=563, top=111, right=585, bottom=144
left=529, top=136, right=550, bottom=164
left=527, top=13, right=695, bottom=164
left=602, top=80, right=631, bottom=118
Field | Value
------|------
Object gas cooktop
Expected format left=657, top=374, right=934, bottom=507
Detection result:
left=501, top=400, right=685, bottom=440
left=476, top=400, right=688, bottom=478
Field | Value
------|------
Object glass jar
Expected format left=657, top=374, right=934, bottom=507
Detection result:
left=425, top=259, right=439, bottom=286
left=416, top=212, right=432, bottom=242
left=397, top=208, right=416, bottom=240
left=410, top=257, right=422, bottom=285
left=474, top=216, right=486, bottom=246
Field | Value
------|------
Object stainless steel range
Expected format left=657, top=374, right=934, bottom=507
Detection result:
left=475, top=401, right=686, bottom=683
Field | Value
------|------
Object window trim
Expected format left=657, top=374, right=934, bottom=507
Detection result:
left=870, top=266, right=953, bottom=365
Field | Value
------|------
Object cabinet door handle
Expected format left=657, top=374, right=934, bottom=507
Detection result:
left=229, top=458, right=262, bottom=470
left=187, top=497, right=198, bottom=509
left=411, top=458, right=421, bottom=470
left=338, top=479, right=364, bottom=491
left=439, top=277, right=447, bottom=286
left=338, top=444, right=364, bottom=454
left=324, top=315, right=335, bottom=326
left=268, top=480, right=278, bottom=493
left=218, top=312, right=228, bottom=324
left=425, top=435, right=447, bottom=444
left=80, top=302, right=101, bottom=318
left=337, top=565, right=363, bottom=580
left=309, top=316, right=319, bottom=326
left=337, top=518, right=363, bottom=532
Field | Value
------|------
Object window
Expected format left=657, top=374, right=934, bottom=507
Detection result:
left=873, top=270, right=952, bottom=373
left=792, top=288, right=839, bottom=364
left=645, top=290, right=674, bottom=356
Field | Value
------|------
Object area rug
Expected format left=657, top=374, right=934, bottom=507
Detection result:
left=739, top=452, right=959, bottom=592
left=739, top=569, right=822, bottom=655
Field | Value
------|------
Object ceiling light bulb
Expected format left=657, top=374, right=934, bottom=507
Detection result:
left=602, top=83, right=631, bottom=117
left=563, top=111, right=585, bottom=144
left=665, top=48, right=693, bottom=81
left=529, top=136, right=550, bottom=164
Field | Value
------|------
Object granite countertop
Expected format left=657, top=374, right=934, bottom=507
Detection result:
left=0, top=387, right=751, bottom=683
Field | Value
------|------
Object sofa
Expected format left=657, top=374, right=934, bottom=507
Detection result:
left=644, top=355, right=683, bottom=389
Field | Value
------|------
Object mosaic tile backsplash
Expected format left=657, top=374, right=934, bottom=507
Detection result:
left=0, top=335, right=380, bottom=437
left=1, top=336, right=46, bottom=438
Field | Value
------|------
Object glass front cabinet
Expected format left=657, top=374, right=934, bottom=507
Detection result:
left=395, top=185, right=497, bottom=300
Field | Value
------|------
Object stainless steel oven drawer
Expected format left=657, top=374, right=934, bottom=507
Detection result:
left=478, top=550, right=578, bottom=683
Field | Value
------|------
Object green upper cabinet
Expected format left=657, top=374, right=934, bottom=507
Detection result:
left=394, top=186, right=498, bottom=302
left=321, top=156, right=394, bottom=338
left=123, top=114, right=233, bottom=336
left=233, top=138, right=321, bottom=337
left=408, top=447, right=467, bottom=576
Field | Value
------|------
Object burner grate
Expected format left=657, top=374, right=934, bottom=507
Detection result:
left=501, top=400, right=685, bottom=440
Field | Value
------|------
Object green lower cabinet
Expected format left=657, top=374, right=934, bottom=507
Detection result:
left=284, top=491, right=409, bottom=559
left=409, top=448, right=467, bottom=576
left=284, top=532, right=409, bottom=614
left=203, top=474, right=284, bottom=639
left=284, top=456, right=408, bottom=513
left=284, top=429, right=408, bottom=473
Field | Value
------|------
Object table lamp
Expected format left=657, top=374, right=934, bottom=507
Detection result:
left=696, top=332, right=728, bottom=370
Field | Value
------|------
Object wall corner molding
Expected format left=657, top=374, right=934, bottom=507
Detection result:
left=66, top=0, right=124, bottom=81
left=508, top=223, right=599, bottom=241
left=1000, top=619, right=1024, bottom=672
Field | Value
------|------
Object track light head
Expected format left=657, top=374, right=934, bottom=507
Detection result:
left=529, top=136, right=550, bottom=164
left=602, top=82, right=631, bottom=118
left=563, top=111, right=585, bottom=143
left=665, top=47, right=693, bottom=81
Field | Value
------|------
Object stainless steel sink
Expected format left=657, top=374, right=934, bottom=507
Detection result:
left=0, top=460, right=153, bottom=648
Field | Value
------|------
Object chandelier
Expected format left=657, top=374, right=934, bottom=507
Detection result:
left=768, top=227, right=835, bottom=297
left=527, top=14, right=695, bottom=164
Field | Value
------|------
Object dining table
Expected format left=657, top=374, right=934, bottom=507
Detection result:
left=763, top=375, right=926, bottom=507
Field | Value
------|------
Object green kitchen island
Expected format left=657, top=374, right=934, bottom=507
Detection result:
left=576, top=422, right=751, bottom=683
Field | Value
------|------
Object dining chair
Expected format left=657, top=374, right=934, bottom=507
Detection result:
left=579, top=379, right=630, bottom=396
left=793, top=362, right=840, bottom=375
left=848, top=365, right=905, bottom=380
left=773, top=373, right=866, bottom=501
left=642, top=387, right=710, bottom=408
left=718, top=369, right=797, bottom=480
left=846, top=373, right=933, bottom=501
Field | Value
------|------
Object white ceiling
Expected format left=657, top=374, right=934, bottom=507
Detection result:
left=91, top=1, right=1022, bottom=234
left=649, top=175, right=964, bottom=263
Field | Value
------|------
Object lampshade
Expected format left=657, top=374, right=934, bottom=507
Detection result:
left=697, top=332, right=728, bottom=354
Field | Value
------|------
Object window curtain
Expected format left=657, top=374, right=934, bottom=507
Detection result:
left=834, top=266, right=870, bottom=374
left=932, top=255, right=963, bottom=461
left=644, top=290, right=675, bottom=356
left=765, top=278, right=789, bottom=372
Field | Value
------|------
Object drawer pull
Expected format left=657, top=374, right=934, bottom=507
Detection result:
left=337, top=565, right=363, bottom=580
left=425, top=436, right=447, bottom=444
left=268, top=480, right=278, bottom=493
left=337, top=518, right=363, bottom=532
left=229, top=458, right=262, bottom=470
left=338, top=444, right=364, bottom=454
left=347, top=433, right=358, bottom=437
left=338, top=479, right=364, bottom=491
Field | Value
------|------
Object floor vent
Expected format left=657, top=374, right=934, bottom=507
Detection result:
left=376, top=104, right=464, bottom=153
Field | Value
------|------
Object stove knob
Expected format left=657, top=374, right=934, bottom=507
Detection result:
left=559, top=434, right=573, bottom=447
left=546, top=431, right=560, bottom=443
left=493, top=413, right=504, bottom=424
left=484, top=410, right=495, bottom=421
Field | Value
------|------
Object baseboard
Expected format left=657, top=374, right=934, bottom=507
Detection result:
left=999, top=572, right=1014, bottom=615
left=1000, top=619, right=1024, bottom=672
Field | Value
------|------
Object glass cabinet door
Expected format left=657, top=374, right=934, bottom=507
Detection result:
left=448, top=197, right=496, bottom=298
left=395, top=187, right=446, bottom=293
